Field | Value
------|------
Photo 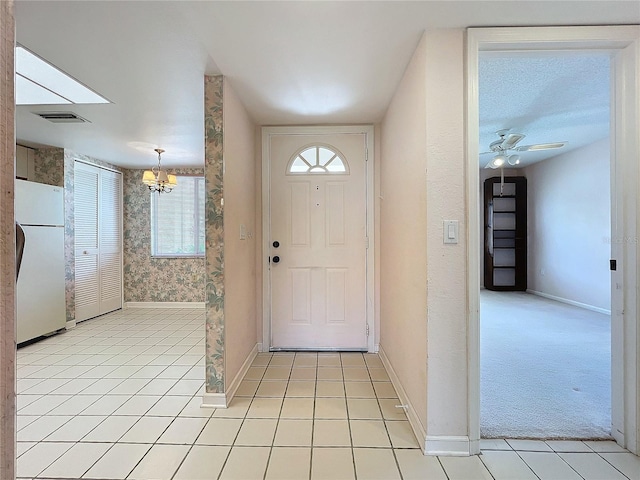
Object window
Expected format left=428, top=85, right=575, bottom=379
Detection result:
left=288, top=145, right=348, bottom=174
left=151, top=176, right=205, bottom=257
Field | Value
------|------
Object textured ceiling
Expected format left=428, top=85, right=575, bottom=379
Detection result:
left=12, top=1, right=637, bottom=168
left=479, top=52, right=611, bottom=167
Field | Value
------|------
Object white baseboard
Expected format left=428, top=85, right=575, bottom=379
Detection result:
left=201, top=344, right=258, bottom=409
left=425, top=435, right=472, bottom=456
left=65, top=320, right=76, bottom=330
left=201, top=392, right=227, bottom=408
left=527, top=290, right=611, bottom=315
left=225, top=344, right=259, bottom=404
left=378, top=346, right=427, bottom=454
left=124, top=302, right=205, bottom=309
left=258, top=343, right=264, bottom=353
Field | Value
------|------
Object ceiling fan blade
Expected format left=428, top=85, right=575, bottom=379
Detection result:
left=515, top=142, right=566, bottom=152
left=479, top=151, right=494, bottom=155
left=501, top=133, right=525, bottom=149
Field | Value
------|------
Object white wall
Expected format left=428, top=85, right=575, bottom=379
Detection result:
left=380, top=33, right=428, bottom=433
left=223, top=79, right=258, bottom=383
left=525, top=139, right=611, bottom=311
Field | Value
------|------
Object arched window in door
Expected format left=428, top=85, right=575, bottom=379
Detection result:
left=287, top=145, right=349, bottom=174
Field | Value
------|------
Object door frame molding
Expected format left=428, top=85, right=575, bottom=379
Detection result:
left=261, top=125, right=376, bottom=352
left=466, top=26, right=640, bottom=454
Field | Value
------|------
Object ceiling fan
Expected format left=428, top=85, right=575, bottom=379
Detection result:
left=481, top=129, right=567, bottom=169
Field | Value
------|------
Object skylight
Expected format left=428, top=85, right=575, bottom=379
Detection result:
left=15, top=45, right=110, bottom=105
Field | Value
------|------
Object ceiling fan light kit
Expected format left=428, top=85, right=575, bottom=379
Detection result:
left=488, top=155, right=506, bottom=169
left=481, top=129, right=566, bottom=169
left=507, top=154, right=520, bottom=166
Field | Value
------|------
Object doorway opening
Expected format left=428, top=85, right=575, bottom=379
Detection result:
left=466, top=26, right=640, bottom=455
left=477, top=51, right=613, bottom=439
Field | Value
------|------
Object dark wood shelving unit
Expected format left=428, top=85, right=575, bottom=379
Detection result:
left=484, top=176, right=527, bottom=291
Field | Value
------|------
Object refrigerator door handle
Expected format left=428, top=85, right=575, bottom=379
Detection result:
left=16, top=222, right=25, bottom=280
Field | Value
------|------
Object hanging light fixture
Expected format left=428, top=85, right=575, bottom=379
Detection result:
left=142, top=148, right=177, bottom=193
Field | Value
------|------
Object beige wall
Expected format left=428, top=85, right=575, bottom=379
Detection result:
left=380, top=33, right=428, bottom=431
left=380, top=29, right=470, bottom=450
left=223, top=79, right=258, bottom=384
left=254, top=126, right=263, bottom=347
left=424, top=29, right=468, bottom=442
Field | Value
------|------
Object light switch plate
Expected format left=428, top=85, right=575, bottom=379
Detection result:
left=443, top=220, right=459, bottom=244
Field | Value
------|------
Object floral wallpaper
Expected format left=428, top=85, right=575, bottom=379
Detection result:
left=34, top=147, right=64, bottom=187
left=205, top=75, right=225, bottom=393
left=63, top=151, right=75, bottom=322
left=122, top=168, right=206, bottom=302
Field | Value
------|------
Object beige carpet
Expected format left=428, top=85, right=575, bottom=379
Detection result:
left=480, top=290, right=611, bottom=439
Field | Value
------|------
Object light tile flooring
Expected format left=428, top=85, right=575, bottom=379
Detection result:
left=15, top=308, right=639, bottom=479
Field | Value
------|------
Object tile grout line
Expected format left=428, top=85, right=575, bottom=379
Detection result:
left=435, top=456, right=452, bottom=480
left=342, top=353, right=358, bottom=480
left=595, top=450, right=633, bottom=479
left=476, top=450, right=505, bottom=480
left=262, top=354, right=293, bottom=480
left=371, top=357, right=405, bottom=480
left=308, top=353, right=318, bottom=480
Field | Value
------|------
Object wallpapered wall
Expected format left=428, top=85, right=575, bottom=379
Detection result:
left=63, top=151, right=75, bottom=322
left=204, top=75, right=225, bottom=393
left=34, top=147, right=64, bottom=187
left=122, top=168, right=206, bottom=303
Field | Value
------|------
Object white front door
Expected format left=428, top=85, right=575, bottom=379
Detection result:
left=267, top=129, right=370, bottom=350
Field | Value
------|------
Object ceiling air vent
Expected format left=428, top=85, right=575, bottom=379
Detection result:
left=33, top=111, right=90, bottom=123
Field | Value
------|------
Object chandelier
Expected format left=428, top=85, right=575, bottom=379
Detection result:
left=142, top=148, right=177, bottom=193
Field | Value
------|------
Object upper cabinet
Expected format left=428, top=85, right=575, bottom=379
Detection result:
left=16, top=144, right=35, bottom=180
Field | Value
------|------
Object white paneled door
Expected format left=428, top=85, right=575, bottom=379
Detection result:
left=74, top=161, right=122, bottom=322
left=268, top=131, right=369, bottom=350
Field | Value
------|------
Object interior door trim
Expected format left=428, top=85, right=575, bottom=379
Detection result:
left=466, top=26, right=640, bottom=455
left=261, top=125, right=376, bottom=353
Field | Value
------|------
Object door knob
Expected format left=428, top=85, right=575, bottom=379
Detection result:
left=272, top=256, right=280, bottom=264
left=273, top=241, right=280, bottom=248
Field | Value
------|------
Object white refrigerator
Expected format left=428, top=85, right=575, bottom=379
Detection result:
left=15, top=179, right=66, bottom=344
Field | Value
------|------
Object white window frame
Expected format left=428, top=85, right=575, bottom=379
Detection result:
left=150, top=175, right=205, bottom=258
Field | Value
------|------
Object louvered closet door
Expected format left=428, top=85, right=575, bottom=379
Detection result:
left=75, top=162, right=100, bottom=321
left=74, top=161, right=123, bottom=322
left=99, top=169, right=122, bottom=313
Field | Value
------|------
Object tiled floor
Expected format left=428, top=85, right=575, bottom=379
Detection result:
left=15, top=308, right=640, bottom=479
